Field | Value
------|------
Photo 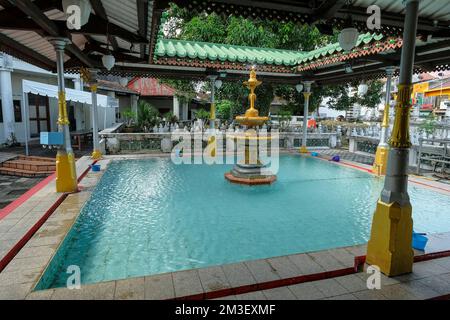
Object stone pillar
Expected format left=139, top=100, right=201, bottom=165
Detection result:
left=182, top=101, right=189, bottom=121
left=173, top=95, right=180, bottom=120
left=300, top=81, right=313, bottom=153
left=0, top=54, right=15, bottom=144
left=366, top=0, right=419, bottom=277
left=131, top=94, right=138, bottom=121
left=48, top=38, right=77, bottom=193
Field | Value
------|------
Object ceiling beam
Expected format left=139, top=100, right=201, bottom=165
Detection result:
left=0, top=32, right=54, bottom=70
left=89, top=0, right=119, bottom=51
left=312, top=0, right=346, bottom=22
left=11, top=0, right=95, bottom=67
left=137, top=0, right=149, bottom=59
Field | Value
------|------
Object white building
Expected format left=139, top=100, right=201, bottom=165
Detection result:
left=0, top=53, right=120, bottom=146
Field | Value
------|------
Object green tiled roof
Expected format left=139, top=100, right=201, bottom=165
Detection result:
left=155, top=39, right=305, bottom=66
left=297, top=33, right=384, bottom=64
left=155, top=33, right=387, bottom=67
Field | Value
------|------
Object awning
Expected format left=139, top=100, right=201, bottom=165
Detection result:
left=22, top=80, right=118, bottom=108
left=424, top=87, right=450, bottom=98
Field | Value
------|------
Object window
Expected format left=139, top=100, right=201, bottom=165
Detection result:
left=13, top=100, right=22, bottom=122
left=0, top=99, right=23, bottom=123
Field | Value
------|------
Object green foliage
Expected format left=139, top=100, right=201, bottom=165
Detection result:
left=216, top=100, right=233, bottom=121
left=164, top=111, right=178, bottom=124
left=278, top=109, right=293, bottom=130
left=325, top=84, right=357, bottom=111
left=137, top=101, right=160, bottom=130
left=356, top=80, right=384, bottom=109
left=419, top=113, right=437, bottom=136
left=194, top=108, right=210, bottom=122
left=121, top=108, right=136, bottom=127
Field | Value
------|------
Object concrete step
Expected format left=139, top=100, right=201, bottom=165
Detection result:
left=0, top=167, right=53, bottom=177
left=2, top=160, right=55, bottom=172
left=17, top=155, right=54, bottom=163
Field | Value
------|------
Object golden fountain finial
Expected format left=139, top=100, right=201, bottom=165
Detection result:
left=236, top=67, right=268, bottom=127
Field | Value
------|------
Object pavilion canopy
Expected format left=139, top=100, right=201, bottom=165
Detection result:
left=0, top=0, right=449, bottom=85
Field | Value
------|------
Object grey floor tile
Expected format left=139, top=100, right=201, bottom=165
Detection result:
left=222, top=263, right=256, bottom=287
left=172, top=269, right=204, bottom=298
left=288, top=282, right=325, bottom=300
left=262, top=287, right=296, bottom=300
left=198, top=266, right=231, bottom=292
left=244, top=259, right=280, bottom=283
left=144, top=273, right=175, bottom=300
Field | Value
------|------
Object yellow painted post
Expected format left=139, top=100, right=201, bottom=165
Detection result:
left=366, top=0, right=419, bottom=276
left=50, top=38, right=77, bottom=193
left=373, top=68, right=395, bottom=175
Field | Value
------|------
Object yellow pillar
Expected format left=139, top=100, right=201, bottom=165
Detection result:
left=300, top=89, right=312, bottom=154
left=372, top=103, right=390, bottom=175
left=367, top=85, right=414, bottom=276
left=50, top=38, right=77, bottom=193
left=90, top=84, right=102, bottom=160
left=366, top=0, right=419, bottom=277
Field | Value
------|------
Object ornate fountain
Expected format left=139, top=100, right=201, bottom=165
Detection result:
left=225, top=67, right=277, bottom=185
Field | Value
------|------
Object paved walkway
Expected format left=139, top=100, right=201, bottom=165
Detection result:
left=0, top=175, right=45, bottom=209
left=0, top=157, right=94, bottom=276
left=0, top=152, right=17, bottom=164
left=318, top=149, right=375, bottom=165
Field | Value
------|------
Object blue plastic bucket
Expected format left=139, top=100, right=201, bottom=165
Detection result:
left=311, top=152, right=319, bottom=157
left=91, top=164, right=101, bottom=172
left=412, top=232, right=428, bottom=251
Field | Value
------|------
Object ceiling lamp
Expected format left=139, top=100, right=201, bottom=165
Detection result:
left=214, top=79, right=223, bottom=89
left=358, top=81, right=369, bottom=96
left=295, top=83, right=304, bottom=93
left=62, top=0, right=92, bottom=29
left=102, top=22, right=115, bottom=71
left=344, top=63, right=353, bottom=74
left=102, top=54, right=115, bottom=71
left=338, top=1, right=359, bottom=52
left=338, top=27, right=359, bottom=51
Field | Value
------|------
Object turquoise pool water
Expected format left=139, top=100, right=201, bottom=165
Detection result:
left=37, top=155, right=450, bottom=289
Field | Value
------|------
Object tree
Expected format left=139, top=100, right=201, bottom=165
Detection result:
left=356, top=80, right=384, bottom=109
left=137, top=101, right=160, bottom=131
left=194, top=108, right=210, bottom=122
left=216, top=100, right=233, bottom=121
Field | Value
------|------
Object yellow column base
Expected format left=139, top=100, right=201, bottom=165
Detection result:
left=299, top=146, right=309, bottom=154
left=91, top=150, right=102, bottom=160
left=372, top=145, right=389, bottom=175
left=55, top=151, right=78, bottom=193
left=207, top=136, right=216, bottom=157
left=366, top=200, right=414, bottom=276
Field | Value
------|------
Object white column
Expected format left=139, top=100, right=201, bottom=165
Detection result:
left=173, top=96, right=180, bottom=120
left=131, top=94, right=138, bottom=121
left=182, top=101, right=188, bottom=121
left=0, top=54, right=15, bottom=144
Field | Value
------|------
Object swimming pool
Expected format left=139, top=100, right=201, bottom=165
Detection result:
left=36, top=155, right=450, bottom=289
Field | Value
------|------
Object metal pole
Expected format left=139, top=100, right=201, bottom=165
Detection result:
left=209, top=76, right=217, bottom=130
left=22, top=89, right=29, bottom=156
left=366, top=0, right=419, bottom=276
left=48, top=38, right=78, bottom=193
left=300, top=81, right=313, bottom=153
left=89, top=69, right=101, bottom=159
